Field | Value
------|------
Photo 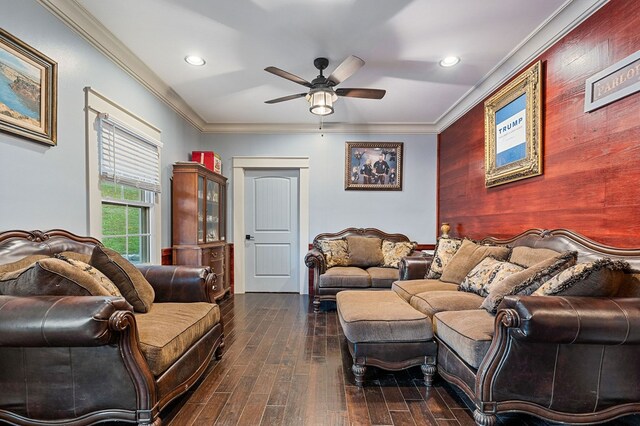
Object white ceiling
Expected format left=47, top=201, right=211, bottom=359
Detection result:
left=51, top=0, right=602, bottom=132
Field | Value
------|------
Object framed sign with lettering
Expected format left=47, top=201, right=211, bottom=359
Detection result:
left=584, top=50, right=640, bottom=113
left=484, top=61, right=542, bottom=187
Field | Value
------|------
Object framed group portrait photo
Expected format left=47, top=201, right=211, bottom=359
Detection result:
left=345, top=142, right=403, bottom=191
left=484, top=61, right=542, bottom=187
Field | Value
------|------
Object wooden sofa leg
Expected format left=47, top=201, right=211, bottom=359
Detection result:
left=313, top=297, right=321, bottom=313
left=215, top=342, right=225, bottom=360
left=352, top=363, right=366, bottom=387
left=421, top=363, right=437, bottom=387
left=473, top=409, right=497, bottom=426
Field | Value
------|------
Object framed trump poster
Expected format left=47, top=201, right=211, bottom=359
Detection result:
left=484, top=61, right=542, bottom=187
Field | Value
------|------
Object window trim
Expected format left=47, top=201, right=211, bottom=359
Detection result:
left=85, top=87, right=162, bottom=264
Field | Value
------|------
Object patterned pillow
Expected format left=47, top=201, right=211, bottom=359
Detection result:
left=0, top=258, right=117, bottom=297
left=459, top=257, right=524, bottom=296
left=440, top=240, right=511, bottom=285
left=381, top=240, right=416, bottom=268
left=533, top=258, right=629, bottom=297
left=481, top=251, right=577, bottom=313
left=426, top=238, right=462, bottom=279
left=54, top=254, right=121, bottom=297
left=318, top=239, right=350, bottom=268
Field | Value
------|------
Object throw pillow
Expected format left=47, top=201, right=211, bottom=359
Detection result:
left=58, top=251, right=92, bottom=264
left=53, top=254, right=121, bottom=297
left=481, top=251, right=577, bottom=313
left=439, top=239, right=511, bottom=285
left=0, top=258, right=115, bottom=297
left=426, top=238, right=462, bottom=279
left=381, top=240, right=416, bottom=268
left=509, top=246, right=562, bottom=268
left=0, top=254, right=48, bottom=274
left=318, top=239, right=350, bottom=268
left=533, top=258, right=629, bottom=297
left=459, top=257, right=524, bottom=296
left=90, top=245, right=155, bottom=313
left=346, top=236, right=384, bottom=268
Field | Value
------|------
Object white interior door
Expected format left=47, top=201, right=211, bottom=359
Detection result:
left=244, top=169, right=299, bottom=292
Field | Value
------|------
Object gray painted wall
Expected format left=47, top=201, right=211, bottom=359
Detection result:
left=0, top=1, right=201, bottom=246
left=200, top=133, right=438, bottom=244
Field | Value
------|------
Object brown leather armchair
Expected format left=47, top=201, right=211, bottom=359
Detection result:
left=0, top=230, right=224, bottom=426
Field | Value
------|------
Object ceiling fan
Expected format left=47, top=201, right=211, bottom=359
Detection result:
left=264, top=55, right=386, bottom=116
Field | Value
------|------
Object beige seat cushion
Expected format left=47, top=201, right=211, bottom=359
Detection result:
left=319, top=266, right=370, bottom=288
left=346, top=236, right=384, bottom=268
left=509, top=246, right=562, bottom=268
left=392, top=279, right=458, bottom=302
left=439, top=240, right=511, bottom=285
left=410, top=291, right=484, bottom=318
left=367, top=266, right=399, bottom=288
left=135, top=302, right=220, bottom=376
left=434, top=310, right=495, bottom=369
left=337, top=291, right=433, bottom=343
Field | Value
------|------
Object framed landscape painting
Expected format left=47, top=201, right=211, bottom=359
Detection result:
left=0, top=29, right=57, bottom=146
left=484, top=61, right=542, bottom=187
left=345, top=142, right=403, bottom=190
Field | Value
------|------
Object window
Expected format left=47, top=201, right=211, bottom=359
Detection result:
left=101, top=182, right=152, bottom=263
left=86, top=88, right=163, bottom=264
left=97, top=112, right=162, bottom=264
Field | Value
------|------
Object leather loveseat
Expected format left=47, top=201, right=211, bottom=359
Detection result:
left=338, top=228, right=640, bottom=426
left=305, top=228, right=421, bottom=312
left=0, top=229, right=224, bottom=426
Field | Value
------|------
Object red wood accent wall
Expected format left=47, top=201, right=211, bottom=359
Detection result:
left=161, top=248, right=172, bottom=265
left=438, top=0, right=640, bottom=248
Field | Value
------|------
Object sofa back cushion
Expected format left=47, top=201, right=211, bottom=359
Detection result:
left=460, top=257, right=524, bottom=296
left=91, top=246, right=155, bottom=312
left=509, top=246, right=561, bottom=268
left=381, top=240, right=416, bottom=268
left=533, top=258, right=629, bottom=297
left=481, top=251, right=577, bottom=313
left=426, top=238, right=462, bottom=279
left=439, top=240, right=510, bottom=285
left=346, top=236, right=383, bottom=268
left=318, top=239, right=350, bottom=267
left=0, top=257, right=118, bottom=297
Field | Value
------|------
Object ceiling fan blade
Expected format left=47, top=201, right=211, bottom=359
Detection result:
left=265, top=66, right=313, bottom=88
left=335, top=88, right=386, bottom=99
left=327, top=55, right=365, bottom=85
left=264, top=93, right=307, bottom=104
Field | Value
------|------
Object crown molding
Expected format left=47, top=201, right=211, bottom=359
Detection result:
left=37, top=0, right=207, bottom=131
left=435, top=0, right=609, bottom=132
left=200, top=122, right=438, bottom=134
left=39, top=0, right=608, bottom=136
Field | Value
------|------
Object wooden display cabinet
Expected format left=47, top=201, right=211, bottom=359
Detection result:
left=171, top=162, right=230, bottom=300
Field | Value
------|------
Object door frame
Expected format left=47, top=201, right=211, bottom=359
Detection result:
left=233, top=156, right=310, bottom=294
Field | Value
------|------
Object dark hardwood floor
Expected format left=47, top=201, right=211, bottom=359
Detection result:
left=162, top=294, right=640, bottom=426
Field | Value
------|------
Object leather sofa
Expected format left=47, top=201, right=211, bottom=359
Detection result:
left=305, top=228, right=421, bottom=312
left=338, top=228, right=640, bottom=426
left=0, top=229, right=224, bottom=426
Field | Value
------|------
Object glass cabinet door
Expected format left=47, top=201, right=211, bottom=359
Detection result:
left=197, top=176, right=205, bottom=243
left=205, top=178, right=220, bottom=242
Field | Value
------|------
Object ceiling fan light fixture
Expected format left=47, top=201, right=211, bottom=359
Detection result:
left=439, top=56, right=460, bottom=67
left=307, top=89, right=337, bottom=116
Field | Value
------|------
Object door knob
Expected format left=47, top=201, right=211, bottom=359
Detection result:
left=245, top=234, right=255, bottom=240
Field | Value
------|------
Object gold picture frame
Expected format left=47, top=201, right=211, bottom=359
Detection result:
left=0, top=28, right=57, bottom=146
left=345, top=142, right=403, bottom=190
left=484, top=61, right=542, bottom=187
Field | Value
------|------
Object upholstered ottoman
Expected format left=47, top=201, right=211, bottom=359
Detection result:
left=336, top=290, right=437, bottom=386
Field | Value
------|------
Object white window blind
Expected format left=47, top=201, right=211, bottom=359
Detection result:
left=98, top=113, right=162, bottom=193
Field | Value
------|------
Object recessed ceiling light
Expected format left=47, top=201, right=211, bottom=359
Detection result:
left=185, top=55, right=206, bottom=66
left=439, top=56, right=460, bottom=67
